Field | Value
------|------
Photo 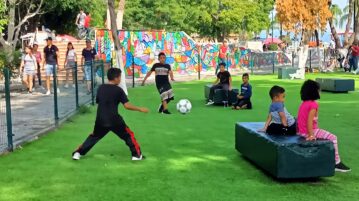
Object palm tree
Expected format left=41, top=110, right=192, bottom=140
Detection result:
left=330, top=4, right=343, bottom=27
left=329, top=2, right=342, bottom=48
left=340, top=4, right=350, bottom=29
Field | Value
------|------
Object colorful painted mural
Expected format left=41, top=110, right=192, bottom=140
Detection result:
left=95, top=29, right=292, bottom=77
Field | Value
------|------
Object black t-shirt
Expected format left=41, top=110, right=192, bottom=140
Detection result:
left=44, top=45, right=59, bottom=65
left=95, top=84, right=129, bottom=127
left=82, top=48, right=97, bottom=62
left=151, top=63, right=171, bottom=87
left=217, top=71, right=231, bottom=85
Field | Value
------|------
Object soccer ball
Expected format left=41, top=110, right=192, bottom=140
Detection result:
left=176, top=99, right=192, bottom=114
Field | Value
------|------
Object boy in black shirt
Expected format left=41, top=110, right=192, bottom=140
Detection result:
left=232, top=73, right=252, bottom=110
left=141, top=52, right=175, bottom=114
left=206, top=63, right=232, bottom=106
left=72, top=68, right=149, bottom=161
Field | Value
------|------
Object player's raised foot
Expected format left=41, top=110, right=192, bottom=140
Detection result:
left=206, top=100, right=214, bottom=106
left=158, top=104, right=163, bottom=113
left=132, top=155, right=146, bottom=161
left=335, top=162, right=351, bottom=172
left=162, top=110, right=171, bottom=114
left=72, top=152, right=81, bottom=160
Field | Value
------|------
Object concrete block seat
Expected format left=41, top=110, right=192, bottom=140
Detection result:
left=235, top=122, right=335, bottom=179
left=316, top=78, right=355, bottom=93
left=204, top=84, right=239, bottom=105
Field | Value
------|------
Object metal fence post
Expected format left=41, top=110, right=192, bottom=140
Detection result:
left=110, top=58, right=113, bottom=68
left=90, top=61, right=95, bottom=105
left=101, top=60, right=105, bottom=84
left=198, top=46, right=201, bottom=80
left=292, top=51, right=295, bottom=68
left=74, top=62, right=79, bottom=109
left=309, top=49, right=312, bottom=73
left=52, top=64, right=59, bottom=124
left=250, top=51, right=254, bottom=75
left=272, top=52, right=275, bottom=74
left=4, top=68, right=13, bottom=151
left=132, top=55, right=135, bottom=88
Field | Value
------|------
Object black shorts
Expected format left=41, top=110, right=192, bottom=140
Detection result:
left=266, top=122, right=297, bottom=136
left=157, top=83, right=174, bottom=101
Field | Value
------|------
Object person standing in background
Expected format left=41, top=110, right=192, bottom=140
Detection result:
left=42, top=37, right=60, bottom=95
left=82, top=39, right=97, bottom=94
left=32, top=42, right=43, bottom=90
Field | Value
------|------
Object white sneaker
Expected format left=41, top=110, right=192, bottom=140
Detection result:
left=57, top=88, right=61, bottom=94
left=64, top=84, right=69, bottom=88
left=72, top=152, right=81, bottom=160
left=46, top=90, right=51, bottom=95
left=72, top=84, right=76, bottom=88
left=131, top=155, right=145, bottom=161
left=206, top=100, right=214, bottom=106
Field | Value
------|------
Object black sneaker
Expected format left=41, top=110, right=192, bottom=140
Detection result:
left=335, top=162, right=351, bottom=172
left=158, top=104, right=163, bottom=113
left=162, top=110, right=171, bottom=114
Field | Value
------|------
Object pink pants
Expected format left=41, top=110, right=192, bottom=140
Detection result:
left=300, top=129, right=341, bottom=164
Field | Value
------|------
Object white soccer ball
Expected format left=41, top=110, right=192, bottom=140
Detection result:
left=176, top=99, right=192, bottom=114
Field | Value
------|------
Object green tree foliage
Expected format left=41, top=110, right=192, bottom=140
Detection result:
left=0, top=1, right=7, bottom=33
left=42, top=0, right=107, bottom=34
left=123, top=0, right=275, bottom=41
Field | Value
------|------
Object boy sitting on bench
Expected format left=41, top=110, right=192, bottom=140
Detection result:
left=232, top=73, right=252, bottom=110
left=259, top=86, right=296, bottom=135
left=206, top=63, right=232, bottom=106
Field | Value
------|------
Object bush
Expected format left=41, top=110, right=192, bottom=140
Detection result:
left=268, top=43, right=279, bottom=51
left=78, top=105, right=91, bottom=114
left=0, top=49, right=22, bottom=79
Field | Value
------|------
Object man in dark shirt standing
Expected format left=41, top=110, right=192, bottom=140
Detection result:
left=206, top=63, right=232, bottom=106
left=141, top=52, right=175, bottom=114
left=42, top=37, right=59, bottom=95
left=72, top=68, right=149, bottom=161
left=82, top=39, right=97, bottom=94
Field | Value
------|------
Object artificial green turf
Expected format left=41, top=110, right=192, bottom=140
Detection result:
left=0, top=73, right=359, bottom=201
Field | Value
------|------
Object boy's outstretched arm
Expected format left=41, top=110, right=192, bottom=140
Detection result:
left=258, top=114, right=272, bottom=132
left=169, top=70, right=175, bottom=81
left=141, top=71, right=153, bottom=86
left=124, top=102, right=149, bottom=113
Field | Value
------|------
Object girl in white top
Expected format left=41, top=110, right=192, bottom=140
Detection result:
left=20, top=46, right=37, bottom=94
left=64, top=42, right=77, bottom=88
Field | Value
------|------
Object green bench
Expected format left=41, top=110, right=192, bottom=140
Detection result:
left=316, top=78, right=355, bottom=93
left=204, top=84, right=239, bottom=105
left=235, top=122, right=335, bottom=179
left=278, top=67, right=298, bottom=79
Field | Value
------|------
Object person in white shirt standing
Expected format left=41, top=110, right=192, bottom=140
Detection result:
left=64, top=42, right=77, bottom=88
left=75, top=9, right=87, bottom=28
left=20, top=46, right=37, bottom=94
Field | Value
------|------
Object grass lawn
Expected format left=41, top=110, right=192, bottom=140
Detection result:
left=0, top=73, right=359, bottom=201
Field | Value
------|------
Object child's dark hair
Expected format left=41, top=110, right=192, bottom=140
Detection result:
left=300, top=79, right=320, bottom=101
left=242, top=73, right=249, bottom=78
left=219, top=62, right=226, bottom=67
left=158, top=52, right=166, bottom=58
left=66, top=42, right=74, bottom=57
left=107, top=68, right=122, bottom=81
left=269, top=85, right=285, bottom=99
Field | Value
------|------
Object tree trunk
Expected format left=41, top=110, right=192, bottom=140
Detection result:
left=329, top=19, right=342, bottom=48
left=108, top=0, right=128, bottom=95
left=344, top=0, right=354, bottom=47
left=116, top=0, right=125, bottom=30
